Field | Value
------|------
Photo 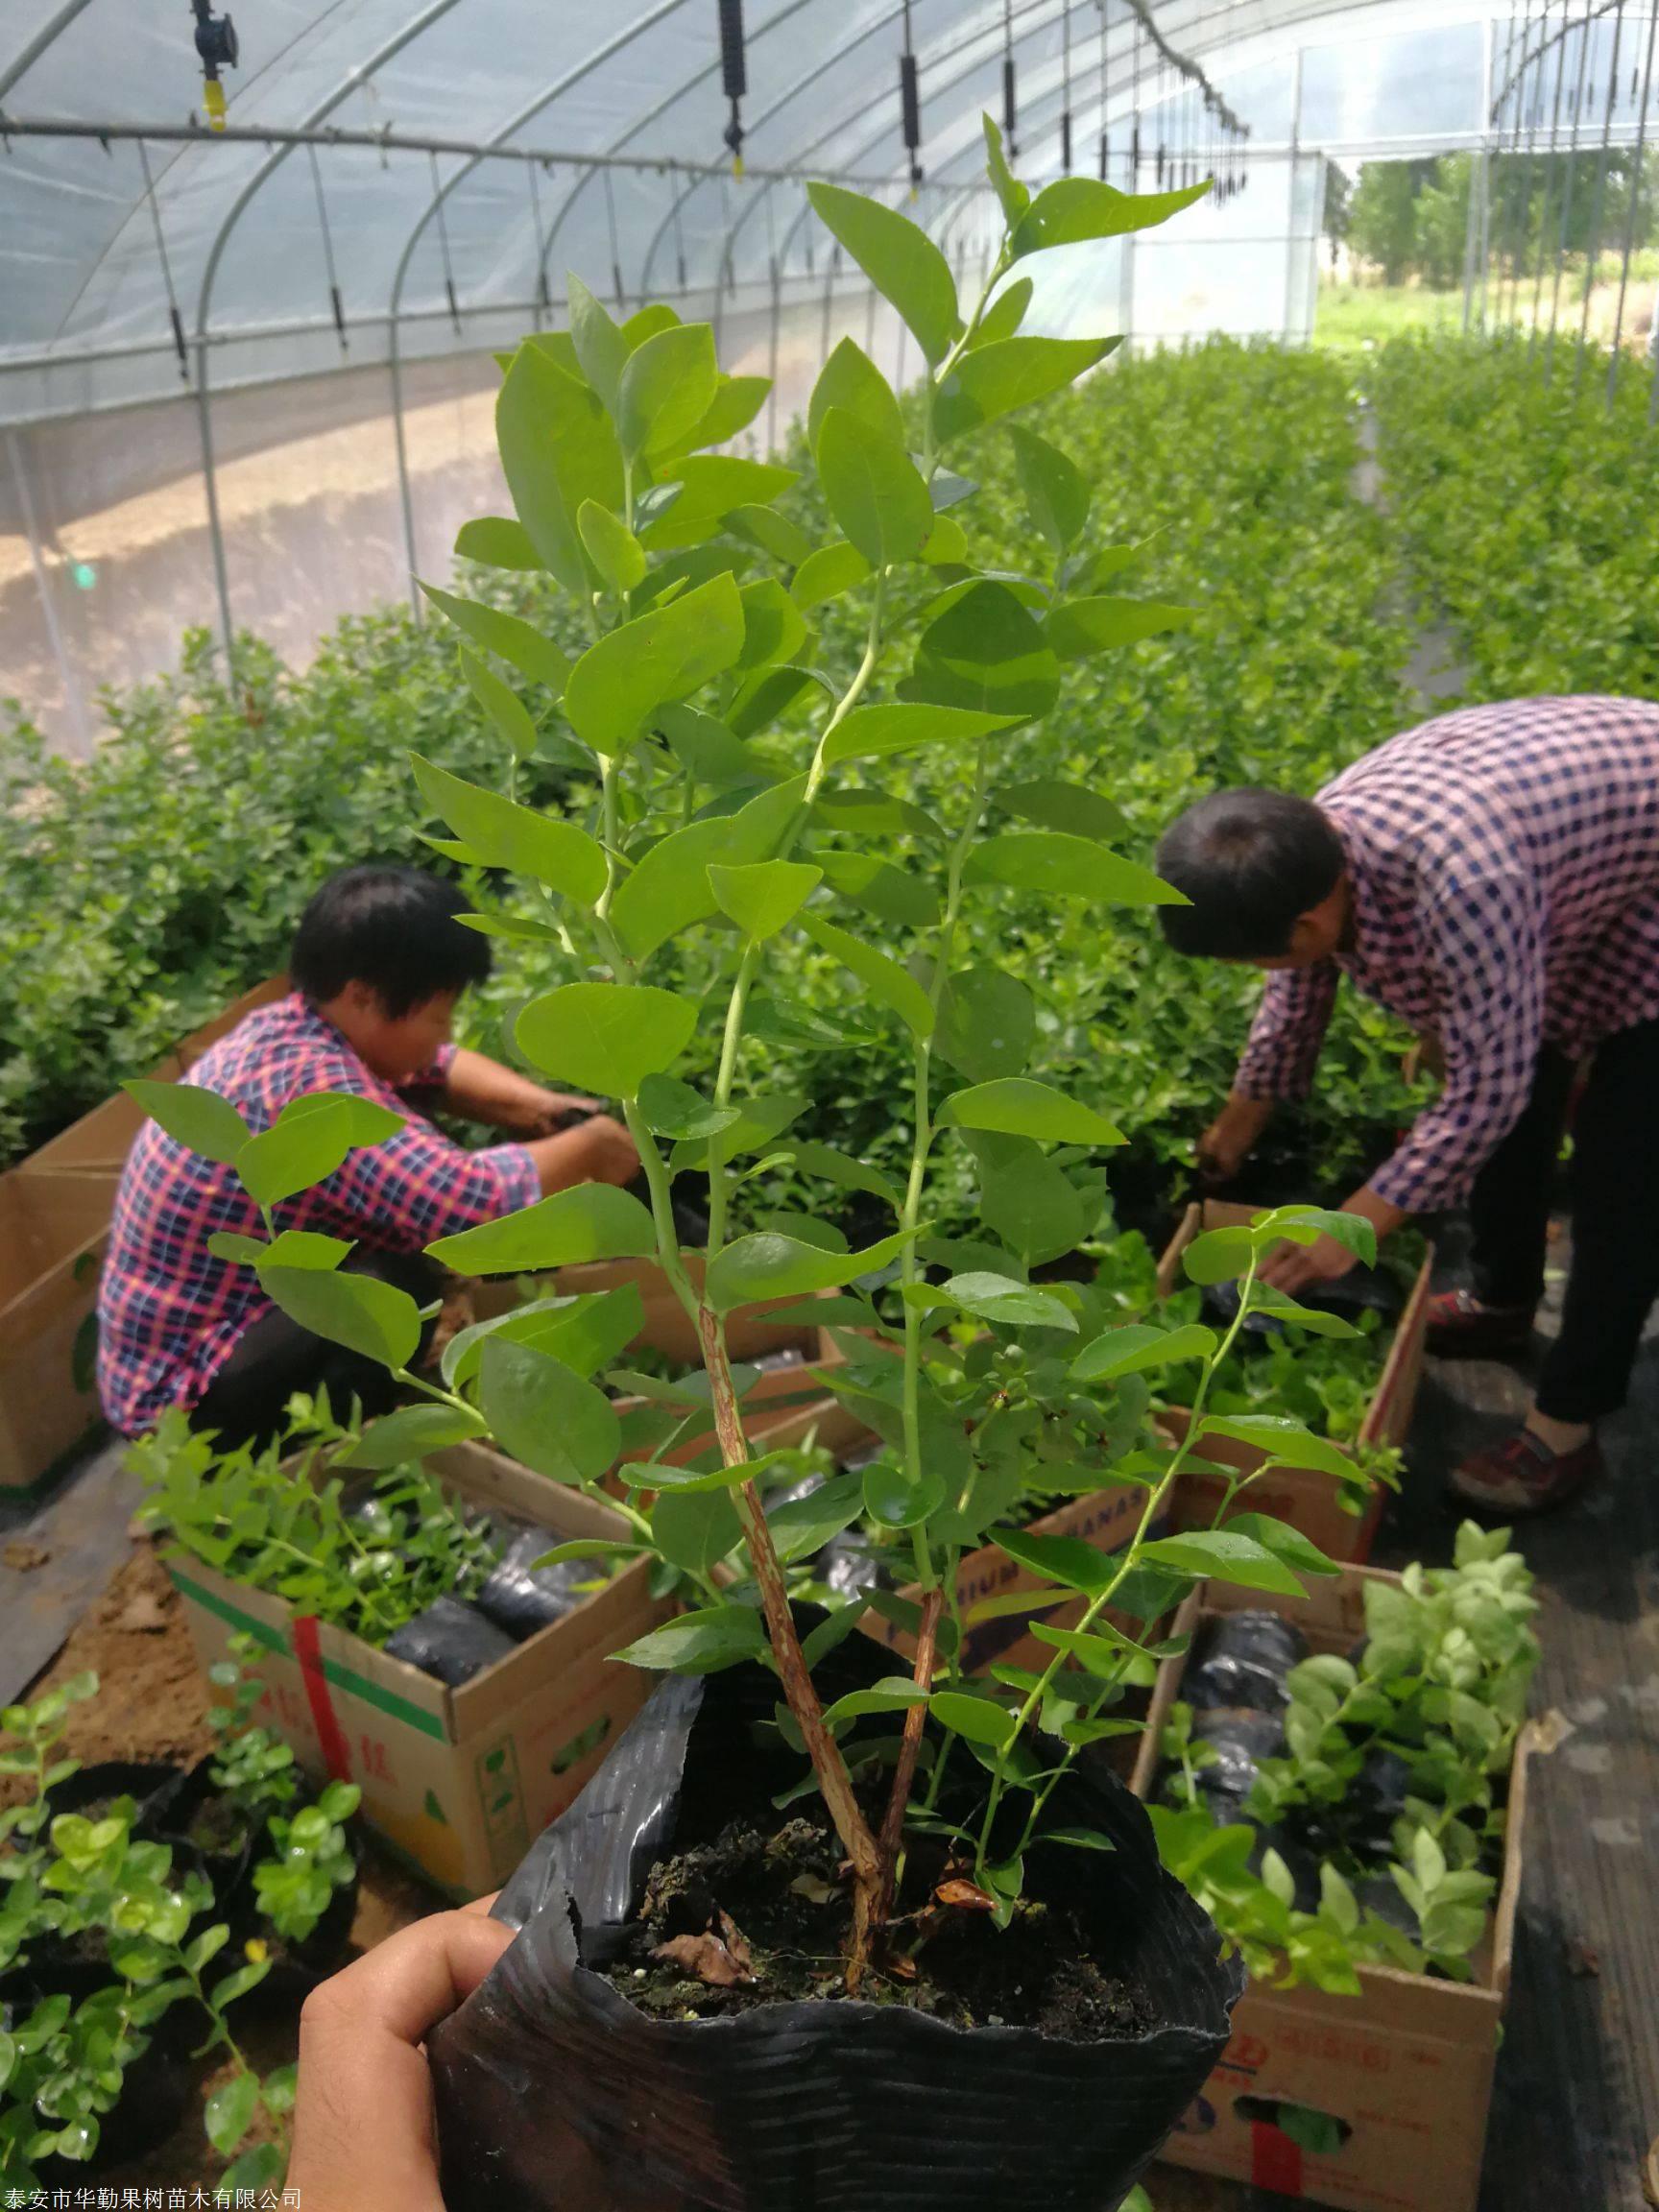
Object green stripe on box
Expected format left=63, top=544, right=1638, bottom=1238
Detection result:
left=169, top=1568, right=446, bottom=1742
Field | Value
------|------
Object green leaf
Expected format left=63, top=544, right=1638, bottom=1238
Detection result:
left=1070, top=1321, right=1216, bottom=1381
left=641, top=455, right=797, bottom=552
left=964, top=830, right=1187, bottom=905
left=817, top=407, right=936, bottom=569
left=614, top=1604, right=768, bottom=1673
left=935, top=965, right=1034, bottom=1082
left=123, top=1079, right=251, bottom=1166
left=823, top=1678, right=931, bottom=1726
left=928, top=1690, right=1018, bottom=1748
left=1139, top=1529, right=1308, bottom=1595
left=1044, top=596, right=1195, bottom=661
left=705, top=1228, right=909, bottom=1313
left=862, top=1453, right=947, bottom=1529
left=937, top=1076, right=1122, bottom=1147
left=336, top=1403, right=489, bottom=1466
left=807, top=337, right=906, bottom=451
left=933, top=337, right=1115, bottom=443
left=517, top=981, right=698, bottom=1095
left=453, top=651, right=537, bottom=767
left=1030, top=1620, right=1146, bottom=1673
left=995, top=1527, right=1120, bottom=1594
left=817, top=853, right=941, bottom=929
left=1007, top=423, right=1090, bottom=553
left=637, top=1073, right=739, bottom=1142
left=1259, top=1205, right=1379, bottom=1266
left=975, top=275, right=1032, bottom=345
left=497, top=343, right=624, bottom=596
left=822, top=700, right=1016, bottom=767
left=940, top=1270, right=1077, bottom=1332
left=567, top=273, right=630, bottom=414
left=902, top=580, right=1060, bottom=721
left=780, top=1142, right=900, bottom=1210
left=651, top=1489, right=743, bottom=1577
left=791, top=539, right=873, bottom=612
left=613, top=774, right=806, bottom=962
left=563, top=572, right=746, bottom=755
left=1182, top=1225, right=1255, bottom=1285
left=454, top=516, right=541, bottom=570
left=426, top=1181, right=657, bottom=1273
left=735, top=579, right=808, bottom=673
left=1001, top=776, right=1126, bottom=843
left=1197, top=1415, right=1357, bottom=1479
left=618, top=323, right=718, bottom=462
left=805, top=182, right=961, bottom=366
left=1041, top=1826, right=1117, bottom=1852
left=478, top=1338, right=620, bottom=1485
left=419, top=583, right=571, bottom=693
left=665, top=372, right=769, bottom=457
left=1013, top=175, right=1211, bottom=253
left=204, top=2071, right=258, bottom=2157
left=798, top=913, right=933, bottom=1038
left=445, top=1285, right=645, bottom=1387
left=577, top=500, right=647, bottom=594
left=236, top=1095, right=402, bottom=1210
left=982, top=114, right=1030, bottom=227
left=768, top=1469, right=868, bottom=1565
left=410, top=756, right=606, bottom=903
left=258, top=1265, right=422, bottom=1370
left=1224, top=1512, right=1340, bottom=1577
left=727, top=502, right=815, bottom=566
left=708, top=859, right=821, bottom=941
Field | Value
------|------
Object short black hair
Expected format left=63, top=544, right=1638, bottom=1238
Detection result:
left=1154, top=790, right=1345, bottom=958
left=290, top=865, right=492, bottom=1016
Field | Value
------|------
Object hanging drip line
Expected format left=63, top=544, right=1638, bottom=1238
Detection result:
left=1095, top=0, right=1109, bottom=182
left=718, top=0, right=748, bottom=177
left=1528, top=0, right=1577, bottom=347
left=671, top=186, right=689, bottom=293
left=428, top=149, right=463, bottom=335
left=1003, top=0, right=1018, bottom=162
left=1114, top=0, right=1248, bottom=137
left=603, top=163, right=626, bottom=307
left=135, top=138, right=188, bottom=378
left=527, top=159, right=551, bottom=323
left=305, top=141, right=348, bottom=349
left=1575, top=0, right=1628, bottom=377
left=1060, top=0, right=1073, bottom=174
left=1546, top=0, right=1599, bottom=371
left=1491, top=0, right=1632, bottom=116
left=901, top=0, right=924, bottom=190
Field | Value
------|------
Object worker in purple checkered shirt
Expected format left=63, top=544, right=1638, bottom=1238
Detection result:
left=99, top=865, right=638, bottom=1449
left=1155, top=696, right=1659, bottom=1519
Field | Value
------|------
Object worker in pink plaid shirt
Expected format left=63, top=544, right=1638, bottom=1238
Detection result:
left=99, top=865, right=638, bottom=1447
left=1156, top=695, right=1659, bottom=1518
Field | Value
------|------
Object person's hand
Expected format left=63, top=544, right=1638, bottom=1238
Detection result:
left=285, top=1901, right=513, bottom=2212
left=511, top=1087, right=601, bottom=1138
left=1258, top=1230, right=1358, bottom=1297
left=564, top=1112, right=640, bottom=1187
left=1195, top=1094, right=1275, bottom=1185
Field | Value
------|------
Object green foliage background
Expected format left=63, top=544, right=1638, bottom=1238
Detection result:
left=5, top=328, right=1647, bottom=1198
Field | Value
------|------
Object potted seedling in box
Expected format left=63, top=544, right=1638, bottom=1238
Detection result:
left=128, top=123, right=1399, bottom=2210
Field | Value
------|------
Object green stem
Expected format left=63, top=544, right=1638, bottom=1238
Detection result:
left=704, top=939, right=764, bottom=1259
left=974, top=1249, right=1264, bottom=1877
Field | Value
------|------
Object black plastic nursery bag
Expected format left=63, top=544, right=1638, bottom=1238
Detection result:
left=429, top=1633, right=1244, bottom=2212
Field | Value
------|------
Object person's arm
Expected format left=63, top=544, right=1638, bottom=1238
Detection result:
left=440, top=1046, right=600, bottom=1138
left=286, top=1902, right=513, bottom=2212
left=522, top=1113, right=639, bottom=1195
left=1262, top=871, right=1542, bottom=1294
left=1199, top=963, right=1340, bottom=1181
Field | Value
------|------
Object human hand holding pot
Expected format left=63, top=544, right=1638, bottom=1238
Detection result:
left=512, top=1086, right=603, bottom=1137
left=527, top=1111, right=640, bottom=1193
left=286, top=1901, right=513, bottom=2212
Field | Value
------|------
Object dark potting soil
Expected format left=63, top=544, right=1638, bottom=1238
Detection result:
left=185, top=1793, right=252, bottom=1857
left=599, top=1811, right=1156, bottom=2042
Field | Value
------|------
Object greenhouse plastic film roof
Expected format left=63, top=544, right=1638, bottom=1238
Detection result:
left=0, top=0, right=1524, bottom=423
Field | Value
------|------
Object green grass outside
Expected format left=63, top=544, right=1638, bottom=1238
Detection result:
left=1313, top=281, right=1467, bottom=352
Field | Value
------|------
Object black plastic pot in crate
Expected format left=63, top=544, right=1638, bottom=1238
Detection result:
left=45, top=1758, right=187, bottom=1838
left=429, top=1625, right=1243, bottom=2212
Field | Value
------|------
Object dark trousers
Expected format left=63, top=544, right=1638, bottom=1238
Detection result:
left=1468, top=1016, right=1659, bottom=1424
left=189, top=1250, right=442, bottom=1453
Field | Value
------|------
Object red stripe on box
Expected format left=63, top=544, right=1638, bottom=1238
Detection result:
left=293, top=1613, right=353, bottom=1782
left=1251, top=2122, right=1305, bottom=2195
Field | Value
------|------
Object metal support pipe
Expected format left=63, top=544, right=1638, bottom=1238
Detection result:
left=1548, top=0, right=1598, bottom=372
left=1608, top=4, right=1659, bottom=388
left=193, top=338, right=235, bottom=671
left=1575, top=0, right=1628, bottom=381
left=1529, top=0, right=1577, bottom=353
left=389, top=317, right=421, bottom=618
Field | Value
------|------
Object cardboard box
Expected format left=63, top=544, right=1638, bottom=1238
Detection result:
left=1156, top=1201, right=1434, bottom=1566
left=0, top=1168, right=112, bottom=1492
left=163, top=1438, right=672, bottom=1896
left=864, top=1481, right=1173, bottom=1677
left=1131, top=1566, right=1531, bottom=2212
